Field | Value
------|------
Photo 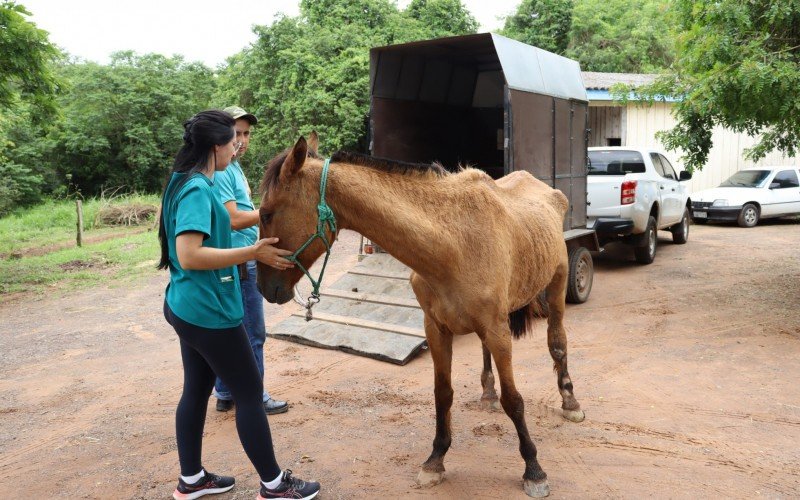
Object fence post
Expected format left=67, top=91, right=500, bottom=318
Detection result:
left=76, top=200, right=83, bottom=247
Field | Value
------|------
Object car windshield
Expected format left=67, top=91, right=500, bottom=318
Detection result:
left=719, top=170, right=771, bottom=188
left=587, top=150, right=646, bottom=175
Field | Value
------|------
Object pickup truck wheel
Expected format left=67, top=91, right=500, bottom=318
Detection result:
left=566, top=247, right=593, bottom=304
left=737, top=203, right=759, bottom=228
left=671, top=208, right=689, bottom=244
left=634, top=216, right=657, bottom=264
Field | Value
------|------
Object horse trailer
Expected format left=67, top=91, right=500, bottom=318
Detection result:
left=369, top=33, right=599, bottom=303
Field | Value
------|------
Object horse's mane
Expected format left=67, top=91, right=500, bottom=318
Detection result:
left=330, top=151, right=446, bottom=178
left=259, top=147, right=321, bottom=196
left=259, top=149, right=446, bottom=196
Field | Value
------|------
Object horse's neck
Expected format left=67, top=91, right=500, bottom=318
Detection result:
left=326, top=163, right=453, bottom=280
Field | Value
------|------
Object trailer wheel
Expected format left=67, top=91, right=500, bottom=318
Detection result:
left=566, top=246, right=593, bottom=304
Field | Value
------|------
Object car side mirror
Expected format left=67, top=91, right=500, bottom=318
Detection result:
left=679, top=171, right=692, bottom=181
left=769, top=182, right=781, bottom=189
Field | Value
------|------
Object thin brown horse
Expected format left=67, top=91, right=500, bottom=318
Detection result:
left=256, top=134, right=584, bottom=497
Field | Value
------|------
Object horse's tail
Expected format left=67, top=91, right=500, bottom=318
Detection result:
left=508, top=292, right=549, bottom=339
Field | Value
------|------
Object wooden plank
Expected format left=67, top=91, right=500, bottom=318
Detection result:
left=320, top=289, right=421, bottom=309
left=347, top=269, right=410, bottom=280
left=269, top=315, right=426, bottom=365
left=292, top=311, right=426, bottom=339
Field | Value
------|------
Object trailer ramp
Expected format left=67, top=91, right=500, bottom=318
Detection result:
left=268, top=253, right=427, bottom=365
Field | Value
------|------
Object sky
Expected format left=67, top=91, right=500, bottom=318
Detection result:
left=20, top=0, right=522, bottom=68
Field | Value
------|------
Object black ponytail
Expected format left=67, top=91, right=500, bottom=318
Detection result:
left=157, top=110, right=235, bottom=270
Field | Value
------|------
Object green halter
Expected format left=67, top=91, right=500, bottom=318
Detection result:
left=287, top=158, right=336, bottom=320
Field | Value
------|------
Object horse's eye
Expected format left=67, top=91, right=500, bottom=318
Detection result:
left=260, top=211, right=272, bottom=226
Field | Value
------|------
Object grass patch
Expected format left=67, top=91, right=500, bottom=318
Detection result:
left=0, top=196, right=164, bottom=296
left=0, top=194, right=160, bottom=256
left=0, top=229, right=161, bottom=295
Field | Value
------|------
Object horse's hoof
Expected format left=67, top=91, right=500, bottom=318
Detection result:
left=480, top=398, right=502, bottom=411
left=562, top=408, right=585, bottom=422
left=524, top=478, right=550, bottom=497
left=416, top=469, right=445, bottom=488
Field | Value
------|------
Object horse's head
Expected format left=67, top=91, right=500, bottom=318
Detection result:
left=256, top=132, right=332, bottom=304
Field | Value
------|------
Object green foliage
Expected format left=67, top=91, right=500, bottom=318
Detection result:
left=48, top=52, right=217, bottom=194
left=500, top=0, right=573, bottom=54
left=0, top=2, right=60, bottom=212
left=217, top=0, right=480, bottom=181
left=0, top=229, right=159, bottom=295
left=406, top=0, right=479, bottom=38
left=0, top=161, right=43, bottom=215
left=636, top=0, right=800, bottom=170
left=565, top=0, right=675, bottom=72
left=0, top=1, right=60, bottom=117
left=0, top=98, right=50, bottom=213
left=0, top=194, right=160, bottom=295
left=300, top=0, right=399, bottom=29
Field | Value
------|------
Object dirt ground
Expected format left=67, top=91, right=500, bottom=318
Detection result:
left=1, top=221, right=799, bottom=499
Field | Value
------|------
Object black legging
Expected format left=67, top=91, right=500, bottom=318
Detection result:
left=164, top=302, right=281, bottom=480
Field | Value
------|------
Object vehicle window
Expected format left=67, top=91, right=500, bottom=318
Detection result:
left=773, top=170, right=799, bottom=188
left=719, top=170, right=771, bottom=188
left=650, top=154, right=667, bottom=177
left=587, top=150, right=646, bottom=175
left=658, top=154, right=678, bottom=180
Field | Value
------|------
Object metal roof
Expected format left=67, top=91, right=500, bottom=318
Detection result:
left=581, top=71, right=658, bottom=90
left=581, top=72, right=680, bottom=102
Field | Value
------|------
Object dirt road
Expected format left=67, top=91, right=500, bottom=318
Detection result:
left=1, top=222, right=799, bottom=499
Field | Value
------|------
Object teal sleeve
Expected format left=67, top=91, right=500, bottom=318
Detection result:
left=175, top=182, right=212, bottom=238
left=215, top=168, right=236, bottom=204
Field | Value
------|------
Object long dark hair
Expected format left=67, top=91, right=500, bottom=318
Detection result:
left=157, top=110, right=235, bottom=270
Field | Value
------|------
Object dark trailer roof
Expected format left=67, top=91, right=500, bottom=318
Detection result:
left=369, top=32, right=588, bottom=107
left=369, top=33, right=590, bottom=231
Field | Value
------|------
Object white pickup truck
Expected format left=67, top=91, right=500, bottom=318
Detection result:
left=586, top=147, right=693, bottom=264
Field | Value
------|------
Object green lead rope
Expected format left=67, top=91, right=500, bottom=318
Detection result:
left=287, top=158, right=337, bottom=320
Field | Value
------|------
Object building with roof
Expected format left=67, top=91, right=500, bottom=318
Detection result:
left=583, top=71, right=799, bottom=192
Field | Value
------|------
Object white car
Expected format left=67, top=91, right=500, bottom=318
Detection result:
left=587, top=147, right=692, bottom=264
left=691, top=167, right=800, bottom=227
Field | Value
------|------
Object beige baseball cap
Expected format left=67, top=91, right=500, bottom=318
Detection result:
left=223, top=106, right=258, bottom=125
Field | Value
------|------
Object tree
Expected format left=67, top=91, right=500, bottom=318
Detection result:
left=566, top=0, right=675, bottom=72
left=48, top=53, right=217, bottom=195
left=634, top=0, right=800, bottom=170
left=0, top=102, right=45, bottom=214
left=500, top=0, right=573, bottom=54
left=0, top=1, right=60, bottom=117
left=406, top=0, right=479, bottom=39
left=0, top=2, right=60, bottom=213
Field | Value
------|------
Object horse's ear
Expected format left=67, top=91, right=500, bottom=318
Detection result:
left=307, top=131, right=319, bottom=156
left=280, top=136, right=308, bottom=182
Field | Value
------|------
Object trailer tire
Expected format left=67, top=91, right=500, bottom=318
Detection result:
left=566, top=246, right=593, bottom=304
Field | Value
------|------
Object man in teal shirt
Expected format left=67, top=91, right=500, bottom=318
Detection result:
left=213, top=106, right=288, bottom=415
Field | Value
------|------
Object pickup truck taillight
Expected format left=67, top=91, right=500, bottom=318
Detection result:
left=621, top=180, right=637, bottom=205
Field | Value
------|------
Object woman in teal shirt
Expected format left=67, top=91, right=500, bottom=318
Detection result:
left=158, top=110, right=321, bottom=500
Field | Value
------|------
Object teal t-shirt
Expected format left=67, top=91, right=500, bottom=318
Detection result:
left=162, top=172, right=244, bottom=329
left=215, top=160, right=258, bottom=248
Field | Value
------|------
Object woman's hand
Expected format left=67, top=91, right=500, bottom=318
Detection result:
left=253, top=237, right=294, bottom=271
